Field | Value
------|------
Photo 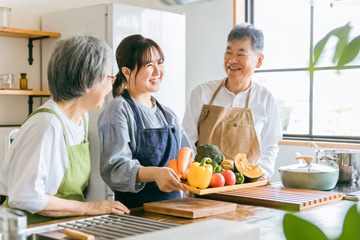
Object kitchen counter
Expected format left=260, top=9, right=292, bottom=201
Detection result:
left=29, top=199, right=357, bottom=239
left=130, top=200, right=355, bottom=240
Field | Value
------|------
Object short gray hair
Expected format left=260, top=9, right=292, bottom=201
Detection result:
left=48, top=35, right=113, bottom=101
left=227, top=23, right=264, bottom=55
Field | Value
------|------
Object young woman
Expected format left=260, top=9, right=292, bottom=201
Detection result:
left=0, top=35, right=129, bottom=225
left=98, top=34, right=191, bottom=208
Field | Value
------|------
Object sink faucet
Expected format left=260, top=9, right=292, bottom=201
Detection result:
left=0, top=206, right=27, bottom=240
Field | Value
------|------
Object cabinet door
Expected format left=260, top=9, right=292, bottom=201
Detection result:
left=41, top=5, right=109, bottom=202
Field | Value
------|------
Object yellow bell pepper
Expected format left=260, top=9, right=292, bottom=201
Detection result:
left=187, top=157, right=213, bottom=189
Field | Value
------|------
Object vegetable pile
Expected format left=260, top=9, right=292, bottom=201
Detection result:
left=167, top=144, right=263, bottom=189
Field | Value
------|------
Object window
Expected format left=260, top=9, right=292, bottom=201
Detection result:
left=250, top=0, right=360, bottom=142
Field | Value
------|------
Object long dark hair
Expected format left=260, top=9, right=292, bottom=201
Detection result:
left=113, top=34, right=164, bottom=98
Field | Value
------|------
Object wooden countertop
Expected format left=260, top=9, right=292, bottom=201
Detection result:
left=131, top=200, right=354, bottom=240
left=29, top=199, right=356, bottom=240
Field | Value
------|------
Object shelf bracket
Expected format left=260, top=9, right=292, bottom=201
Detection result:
left=28, top=36, right=50, bottom=65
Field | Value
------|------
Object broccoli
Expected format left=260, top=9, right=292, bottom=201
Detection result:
left=195, top=144, right=224, bottom=166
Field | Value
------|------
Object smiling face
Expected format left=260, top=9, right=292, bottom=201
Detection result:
left=224, top=38, right=264, bottom=85
left=126, top=47, right=164, bottom=96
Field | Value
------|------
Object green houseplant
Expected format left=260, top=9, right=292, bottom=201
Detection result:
left=283, top=204, right=360, bottom=240
left=312, top=22, right=360, bottom=68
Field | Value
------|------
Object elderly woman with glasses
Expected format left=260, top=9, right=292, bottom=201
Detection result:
left=0, top=35, right=129, bottom=225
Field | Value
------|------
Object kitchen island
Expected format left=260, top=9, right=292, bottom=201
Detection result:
left=130, top=199, right=354, bottom=240
left=29, top=198, right=356, bottom=239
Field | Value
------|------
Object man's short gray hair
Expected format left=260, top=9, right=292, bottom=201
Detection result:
left=227, top=23, right=264, bottom=55
left=48, top=35, right=113, bottom=101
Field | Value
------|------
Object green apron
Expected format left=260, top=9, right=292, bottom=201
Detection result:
left=3, top=108, right=91, bottom=225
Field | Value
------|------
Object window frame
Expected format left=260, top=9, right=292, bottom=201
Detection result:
left=246, top=0, right=360, bottom=143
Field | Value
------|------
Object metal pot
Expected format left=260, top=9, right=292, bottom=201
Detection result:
left=279, top=155, right=339, bottom=190
left=315, top=149, right=360, bottom=183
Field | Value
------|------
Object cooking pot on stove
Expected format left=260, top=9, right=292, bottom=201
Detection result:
left=315, top=149, right=360, bottom=184
left=279, top=155, right=339, bottom=190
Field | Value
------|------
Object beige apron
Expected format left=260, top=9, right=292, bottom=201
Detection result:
left=197, top=79, right=261, bottom=163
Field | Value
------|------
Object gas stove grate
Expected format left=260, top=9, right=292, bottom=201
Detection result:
left=57, top=214, right=179, bottom=239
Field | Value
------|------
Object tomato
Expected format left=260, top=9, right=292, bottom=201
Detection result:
left=209, top=173, right=225, bottom=188
left=221, top=170, right=236, bottom=186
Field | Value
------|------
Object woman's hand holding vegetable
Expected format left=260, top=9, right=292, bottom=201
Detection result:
left=136, top=167, right=188, bottom=194
left=154, top=167, right=189, bottom=193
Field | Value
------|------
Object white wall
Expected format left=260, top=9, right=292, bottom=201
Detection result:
left=0, top=0, right=233, bottom=124
left=0, top=11, right=43, bottom=125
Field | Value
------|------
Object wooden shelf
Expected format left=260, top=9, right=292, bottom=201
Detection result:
left=0, top=27, right=61, bottom=65
left=0, top=27, right=60, bottom=39
left=0, top=90, right=50, bottom=96
left=0, top=90, right=51, bottom=115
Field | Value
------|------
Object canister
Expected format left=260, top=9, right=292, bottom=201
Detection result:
left=315, top=149, right=360, bottom=183
left=0, top=74, right=14, bottom=89
left=0, top=7, right=11, bottom=27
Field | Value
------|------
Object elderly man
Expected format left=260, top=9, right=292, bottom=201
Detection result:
left=182, top=23, right=282, bottom=179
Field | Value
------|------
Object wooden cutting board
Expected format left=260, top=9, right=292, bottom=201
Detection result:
left=182, top=180, right=268, bottom=195
left=201, top=185, right=344, bottom=211
left=143, top=197, right=237, bottom=219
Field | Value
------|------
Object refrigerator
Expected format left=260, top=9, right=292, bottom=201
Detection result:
left=41, top=4, right=185, bottom=201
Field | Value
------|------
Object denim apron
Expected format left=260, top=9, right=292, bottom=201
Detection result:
left=115, top=89, right=181, bottom=208
left=3, top=108, right=91, bottom=225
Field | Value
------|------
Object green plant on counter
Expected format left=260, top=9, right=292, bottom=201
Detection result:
left=283, top=204, right=360, bottom=240
left=311, top=22, right=360, bottom=68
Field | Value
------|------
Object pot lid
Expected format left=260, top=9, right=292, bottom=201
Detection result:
left=279, top=163, right=338, bottom=173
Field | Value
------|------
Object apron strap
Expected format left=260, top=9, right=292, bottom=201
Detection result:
left=209, top=78, right=252, bottom=108
left=154, top=100, right=171, bottom=125
left=122, top=89, right=145, bottom=130
left=82, top=115, right=88, bottom=142
left=24, top=108, right=70, bottom=147
left=245, top=88, right=252, bottom=108
left=23, top=108, right=88, bottom=146
left=209, top=78, right=226, bottom=105
left=122, top=89, right=171, bottom=129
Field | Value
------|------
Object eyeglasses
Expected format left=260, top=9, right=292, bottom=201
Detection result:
left=107, top=75, right=116, bottom=84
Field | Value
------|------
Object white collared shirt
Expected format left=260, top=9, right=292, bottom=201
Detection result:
left=182, top=79, right=282, bottom=177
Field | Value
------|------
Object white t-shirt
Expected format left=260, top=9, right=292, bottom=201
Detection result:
left=0, top=99, right=88, bottom=213
left=182, top=79, right=282, bottom=177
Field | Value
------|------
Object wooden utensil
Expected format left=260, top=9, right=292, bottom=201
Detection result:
left=182, top=180, right=268, bottom=195
left=63, top=228, right=95, bottom=240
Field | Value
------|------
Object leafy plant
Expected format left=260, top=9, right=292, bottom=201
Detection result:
left=283, top=204, right=360, bottom=240
left=312, top=22, right=360, bottom=68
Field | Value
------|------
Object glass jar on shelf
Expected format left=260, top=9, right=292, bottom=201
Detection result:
left=19, top=73, right=28, bottom=90
left=0, top=74, right=14, bottom=89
